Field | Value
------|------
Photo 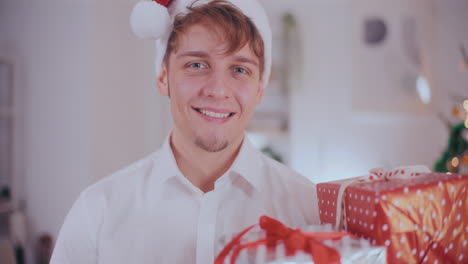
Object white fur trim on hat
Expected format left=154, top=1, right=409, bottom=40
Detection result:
left=130, top=1, right=171, bottom=39
left=130, top=0, right=272, bottom=85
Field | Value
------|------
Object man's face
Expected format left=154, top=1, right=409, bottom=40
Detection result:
left=157, top=23, right=264, bottom=152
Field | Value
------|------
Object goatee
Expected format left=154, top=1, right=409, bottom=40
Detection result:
left=195, top=136, right=228, bottom=152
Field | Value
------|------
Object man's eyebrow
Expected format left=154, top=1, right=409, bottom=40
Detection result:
left=233, top=56, right=259, bottom=67
left=176, top=51, right=210, bottom=59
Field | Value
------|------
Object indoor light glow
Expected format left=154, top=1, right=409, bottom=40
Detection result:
left=416, top=76, right=431, bottom=104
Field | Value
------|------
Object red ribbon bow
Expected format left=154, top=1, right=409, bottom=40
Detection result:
left=214, top=215, right=352, bottom=264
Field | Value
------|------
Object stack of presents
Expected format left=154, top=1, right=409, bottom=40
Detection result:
left=215, top=166, right=468, bottom=263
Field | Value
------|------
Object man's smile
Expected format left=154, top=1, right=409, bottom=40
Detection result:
left=192, top=107, right=236, bottom=121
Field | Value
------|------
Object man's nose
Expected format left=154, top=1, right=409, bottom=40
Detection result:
left=200, top=70, right=232, bottom=99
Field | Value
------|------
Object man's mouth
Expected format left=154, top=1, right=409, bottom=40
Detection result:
left=193, top=108, right=235, bottom=118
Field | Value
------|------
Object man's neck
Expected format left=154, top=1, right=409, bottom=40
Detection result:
left=170, top=131, right=244, bottom=193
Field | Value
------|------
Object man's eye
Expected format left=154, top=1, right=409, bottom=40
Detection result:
left=234, top=67, right=248, bottom=74
left=189, top=62, right=206, bottom=69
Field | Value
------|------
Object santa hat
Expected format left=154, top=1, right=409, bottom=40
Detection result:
left=130, top=0, right=272, bottom=84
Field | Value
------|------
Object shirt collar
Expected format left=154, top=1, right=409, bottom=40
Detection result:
left=153, top=133, right=263, bottom=190
left=228, top=136, right=263, bottom=190
left=152, top=134, right=183, bottom=184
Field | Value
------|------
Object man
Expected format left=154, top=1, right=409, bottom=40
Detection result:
left=51, top=0, right=319, bottom=263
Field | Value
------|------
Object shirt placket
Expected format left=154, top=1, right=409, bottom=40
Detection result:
left=196, top=191, right=218, bottom=264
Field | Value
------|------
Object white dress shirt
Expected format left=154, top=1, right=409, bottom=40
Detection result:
left=51, top=135, right=319, bottom=264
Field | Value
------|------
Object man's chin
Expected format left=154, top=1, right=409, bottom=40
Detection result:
left=194, top=136, right=228, bottom=153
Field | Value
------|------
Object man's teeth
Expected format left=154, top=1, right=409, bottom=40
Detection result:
left=199, top=109, right=231, bottom=118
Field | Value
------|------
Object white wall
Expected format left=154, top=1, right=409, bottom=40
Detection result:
left=260, top=0, right=465, bottom=182
left=91, top=0, right=170, bottom=182
left=1, top=0, right=95, bottom=244
left=0, top=0, right=170, bottom=252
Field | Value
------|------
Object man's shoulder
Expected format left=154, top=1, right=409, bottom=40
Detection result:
left=257, top=152, right=320, bottom=225
left=260, top=153, right=315, bottom=189
left=81, top=150, right=163, bottom=203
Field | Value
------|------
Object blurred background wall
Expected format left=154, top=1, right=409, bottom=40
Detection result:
left=0, top=0, right=467, bottom=262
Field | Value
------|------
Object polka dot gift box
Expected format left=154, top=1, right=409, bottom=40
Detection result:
left=317, top=166, right=468, bottom=264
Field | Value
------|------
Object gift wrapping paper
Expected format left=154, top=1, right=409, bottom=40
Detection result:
left=215, top=216, right=386, bottom=264
left=317, top=172, right=468, bottom=263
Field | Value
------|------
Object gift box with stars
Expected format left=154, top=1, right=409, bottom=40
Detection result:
left=317, top=168, right=468, bottom=264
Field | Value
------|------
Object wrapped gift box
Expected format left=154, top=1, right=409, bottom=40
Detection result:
left=215, top=215, right=386, bottom=264
left=317, top=172, right=468, bottom=263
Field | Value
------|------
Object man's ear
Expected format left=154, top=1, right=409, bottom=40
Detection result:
left=255, top=81, right=264, bottom=105
left=157, top=65, right=169, bottom=97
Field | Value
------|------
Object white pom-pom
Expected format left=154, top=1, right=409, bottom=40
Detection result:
left=130, top=1, right=170, bottom=39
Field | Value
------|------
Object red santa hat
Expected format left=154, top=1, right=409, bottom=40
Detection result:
left=130, top=0, right=272, bottom=84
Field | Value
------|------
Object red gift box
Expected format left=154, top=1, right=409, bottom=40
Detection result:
left=317, top=171, right=468, bottom=264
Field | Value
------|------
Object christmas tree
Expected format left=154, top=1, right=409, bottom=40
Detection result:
left=434, top=45, right=468, bottom=173
left=433, top=86, right=468, bottom=174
